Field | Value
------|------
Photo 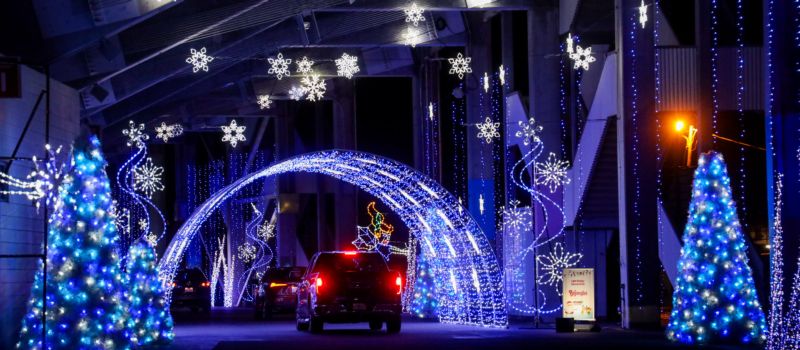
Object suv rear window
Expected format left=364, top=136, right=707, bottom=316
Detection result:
left=312, top=253, right=387, bottom=273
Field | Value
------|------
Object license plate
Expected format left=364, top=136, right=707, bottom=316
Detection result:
left=184, top=287, right=194, bottom=293
left=353, top=303, right=367, bottom=311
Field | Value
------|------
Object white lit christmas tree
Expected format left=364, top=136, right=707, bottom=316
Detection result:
left=125, top=240, right=174, bottom=347
left=666, top=151, right=767, bottom=345
left=17, top=135, right=133, bottom=350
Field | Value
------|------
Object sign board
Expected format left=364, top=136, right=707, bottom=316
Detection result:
left=562, top=268, right=595, bottom=321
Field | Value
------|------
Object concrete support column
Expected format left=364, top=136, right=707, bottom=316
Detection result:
left=332, top=79, right=357, bottom=250
left=275, top=108, right=299, bottom=266
left=615, top=0, right=661, bottom=329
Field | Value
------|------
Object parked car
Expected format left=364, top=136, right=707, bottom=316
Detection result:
left=170, top=268, right=211, bottom=313
left=254, top=266, right=307, bottom=319
left=296, top=251, right=403, bottom=333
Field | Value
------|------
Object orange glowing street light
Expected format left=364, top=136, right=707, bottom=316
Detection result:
left=675, top=120, right=697, bottom=167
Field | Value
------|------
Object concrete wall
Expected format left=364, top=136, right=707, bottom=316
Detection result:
left=0, top=65, right=80, bottom=348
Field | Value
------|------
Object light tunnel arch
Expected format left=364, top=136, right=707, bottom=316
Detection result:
left=159, top=150, right=507, bottom=327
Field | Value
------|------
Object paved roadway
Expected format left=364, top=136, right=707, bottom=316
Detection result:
left=170, top=308, right=750, bottom=350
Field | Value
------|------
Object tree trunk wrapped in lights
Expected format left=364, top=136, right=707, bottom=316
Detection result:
left=17, top=135, right=133, bottom=350
left=125, top=240, right=174, bottom=347
left=666, top=151, right=767, bottom=345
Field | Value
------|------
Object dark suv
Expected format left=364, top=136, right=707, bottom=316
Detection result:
left=296, top=251, right=403, bottom=333
left=170, top=268, right=211, bottom=312
left=254, top=266, right=306, bottom=319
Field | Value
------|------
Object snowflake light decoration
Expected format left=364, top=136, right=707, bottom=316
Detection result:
left=186, top=47, right=214, bottom=73
left=569, top=45, right=596, bottom=71
left=267, top=52, right=292, bottom=80
left=144, top=232, right=158, bottom=247
left=237, top=242, right=257, bottom=263
left=295, top=56, right=314, bottom=74
left=536, top=242, right=583, bottom=293
left=638, top=0, right=648, bottom=28
left=288, top=86, right=306, bottom=101
left=566, top=33, right=574, bottom=54
left=483, top=72, right=490, bottom=92
left=154, top=122, right=183, bottom=142
left=402, top=26, right=422, bottom=47
left=535, top=152, right=570, bottom=193
left=133, top=157, right=165, bottom=198
left=475, top=116, right=501, bottom=144
left=515, top=116, right=544, bottom=146
left=123, top=120, right=149, bottom=148
left=138, top=219, right=148, bottom=232
left=501, top=200, right=532, bottom=233
left=448, top=53, right=472, bottom=79
left=221, top=119, right=246, bottom=147
left=301, top=75, right=326, bottom=101
left=111, top=203, right=131, bottom=237
left=428, top=102, right=435, bottom=121
left=257, top=94, right=272, bottom=110
left=404, top=2, right=425, bottom=26
left=258, top=222, right=275, bottom=242
left=335, top=53, right=360, bottom=79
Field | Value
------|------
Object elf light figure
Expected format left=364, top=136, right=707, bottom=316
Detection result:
left=666, top=151, right=767, bottom=345
left=17, top=135, right=133, bottom=350
left=126, top=240, right=174, bottom=347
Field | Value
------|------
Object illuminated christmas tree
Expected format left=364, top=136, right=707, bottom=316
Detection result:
left=666, top=151, right=767, bottom=345
left=409, top=255, right=438, bottom=319
left=16, top=135, right=133, bottom=350
left=126, top=240, right=174, bottom=346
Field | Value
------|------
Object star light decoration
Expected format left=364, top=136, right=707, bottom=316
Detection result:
left=448, top=53, right=472, bottom=79
left=475, top=116, right=501, bottom=144
left=569, top=45, right=596, bottom=71
left=335, top=53, right=360, bottom=79
left=256, top=94, right=272, bottom=110
left=154, top=122, right=183, bottom=143
left=295, top=56, right=314, bottom=74
left=133, top=157, right=165, bottom=199
left=123, top=120, right=149, bottom=148
left=638, top=0, right=648, bottom=28
left=237, top=242, right=257, bottom=263
left=258, top=222, right=275, bottom=242
left=267, top=52, right=292, bottom=80
left=536, top=242, right=583, bottom=293
left=301, top=75, right=326, bottom=101
left=402, top=26, right=423, bottom=47
left=288, top=86, right=306, bottom=101
left=221, top=119, right=246, bottom=147
left=515, top=116, right=544, bottom=146
left=186, top=47, right=214, bottom=73
left=404, top=2, right=425, bottom=26
left=0, top=144, right=68, bottom=209
left=535, top=152, right=571, bottom=193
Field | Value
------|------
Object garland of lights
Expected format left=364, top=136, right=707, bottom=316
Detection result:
left=159, top=150, right=508, bottom=327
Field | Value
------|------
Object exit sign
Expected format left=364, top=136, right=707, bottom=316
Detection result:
left=0, top=63, right=21, bottom=98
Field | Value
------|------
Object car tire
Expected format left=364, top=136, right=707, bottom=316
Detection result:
left=369, top=320, right=383, bottom=331
left=296, top=318, right=310, bottom=331
left=386, top=316, right=401, bottom=334
left=309, top=316, right=324, bottom=334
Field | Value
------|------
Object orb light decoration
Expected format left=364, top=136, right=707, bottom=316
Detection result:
left=159, top=150, right=507, bottom=328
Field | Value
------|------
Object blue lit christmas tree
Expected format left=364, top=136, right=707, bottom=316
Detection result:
left=409, top=255, right=438, bottom=319
left=666, top=151, right=767, bottom=345
left=16, top=135, right=133, bottom=350
left=126, top=240, right=174, bottom=347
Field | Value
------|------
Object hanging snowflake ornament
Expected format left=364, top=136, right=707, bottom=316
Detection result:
left=448, top=53, right=472, bottom=79
left=296, top=56, right=314, bottom=74
left=186, top=47, right=214, bottom=73
left=138, top=219, right=148, bottom=232
left=133, top=157, right=165, bottom=199
left=515, top=116, right=544, bottom=146
left=301, top=75, right=326, bottom=101
left=404, top=2, right=425, bottom=26
left=221, top=119, right=246, bottom=147
left=111, top=203, right=131, bottom=237
left=483, top=72, right=490, bottom=92
left=267, top=52, right=292, bottom=80
left=257, top=94, right=272, bottom=110
left=402, top=26, right=423, bottom=47
left=123, top=120, right=149, bottom=148
left=288, top=86, right=306, bottom=101
left=144, top=232, right=158, bottom=247
left=536, top=242, right=583, bottom=292
left=535, top=152, right=571, bottom=193
left=638, top=0, right=648, bottom=28
left=499, top=64, right=506, bottom=86
left=475, top=116, right=501, bottom=144
left=501, top=200, right=532, bottom=233
left=258, top=222, right=275, bottom=242
left=565, top=33, right=574, bottom=54
left=154, top=122, right=183, bottom=142
left=335, top=53, right=360, bottom=79
left=569, top=45, right=596, bottom=71
left=237, top=242, right=257, bottom=263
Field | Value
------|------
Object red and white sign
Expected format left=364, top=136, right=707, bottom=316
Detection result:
left=562, top=268, right=595, bottom=321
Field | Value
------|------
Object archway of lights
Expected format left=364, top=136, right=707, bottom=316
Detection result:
left=158, top=150, right=507, bottom=328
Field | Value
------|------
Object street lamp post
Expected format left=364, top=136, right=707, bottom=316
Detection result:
left=675, top=121, right=698, bottom=167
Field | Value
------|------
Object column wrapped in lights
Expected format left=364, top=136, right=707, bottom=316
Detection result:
left=666, top=151, right=767, bottom=345
left=159, top=150, right=507, bottom=327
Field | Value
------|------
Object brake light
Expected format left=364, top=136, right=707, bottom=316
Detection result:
left=201, top=281, right=210, bottom=287
left=172, top=282, right=177, bottom=287
left=270, top=282, right=288, bottom=288
left=344, top=251, right=358, bottom=255
left=315, top=277, right=323, bottom=294
left=395, top=276, right=402, bottom=295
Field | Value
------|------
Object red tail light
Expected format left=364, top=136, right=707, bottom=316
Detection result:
left=315, top=277, right=323, bottom=294
left=343, top=251, right=358, bottom=255
left=395, top=276, right=402, bottom=295
left=201, top=281, right=210, bottom=287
